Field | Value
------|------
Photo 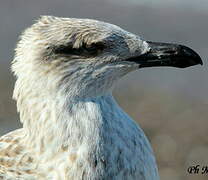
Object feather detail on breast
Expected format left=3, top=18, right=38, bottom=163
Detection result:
left=0, top=129, right=45, bottom=180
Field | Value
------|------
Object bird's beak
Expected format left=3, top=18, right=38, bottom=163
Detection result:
left=126, top=41, right=203, bottom=68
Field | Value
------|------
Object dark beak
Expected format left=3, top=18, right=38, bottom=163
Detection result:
left=126, top=41, right=203, bottom=68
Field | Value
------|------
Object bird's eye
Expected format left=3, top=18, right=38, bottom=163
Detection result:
left=84, top=42, right=105, bottom=55
left=53, top=45, right=76, bottom=55
left=53, top=42, right=105, bottom=56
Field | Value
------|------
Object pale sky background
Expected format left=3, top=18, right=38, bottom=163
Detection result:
left=110, top=0, right=208, bottom=10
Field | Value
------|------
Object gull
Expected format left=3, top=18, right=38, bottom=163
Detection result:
left=0, top=16, right=202, bottom=180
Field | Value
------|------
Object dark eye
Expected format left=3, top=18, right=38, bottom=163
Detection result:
left=53, top=44, right=76, bottom=55
left=53, top=42, right=105, bottom=56
left=84, top=42, right=105, bottom=55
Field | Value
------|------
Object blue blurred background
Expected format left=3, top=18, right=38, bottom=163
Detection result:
left=0, top=0, right=207, bottom=179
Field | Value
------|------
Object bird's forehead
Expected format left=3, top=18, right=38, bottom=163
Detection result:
left=33, top=16, right=145, bottom=52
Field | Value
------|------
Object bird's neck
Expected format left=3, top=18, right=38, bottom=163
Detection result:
left=15, top=88, right=159, bottom=180
left=20, top=93, right=126, bottom=155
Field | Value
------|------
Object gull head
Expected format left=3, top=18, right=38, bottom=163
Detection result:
left=12, top=16, right=202, bottom=99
